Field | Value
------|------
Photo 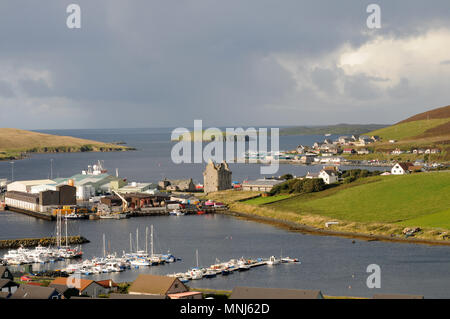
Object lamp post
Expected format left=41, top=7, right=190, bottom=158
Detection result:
left=10, top=161, right=14, bottom=182
left=50, top=159, right=54, bottom=180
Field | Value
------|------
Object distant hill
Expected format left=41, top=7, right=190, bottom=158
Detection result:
left=280, top=124, right=388, bottom=136
left=0, top=128, right=130, bottom=160
left=367, top=105, right=450, bottom=142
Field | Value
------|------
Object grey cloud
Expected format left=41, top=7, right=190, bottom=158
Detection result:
left=388, top=78, right=413, bottom=98
left=19, top=79, right=53, bottom=97
left=0, top=81, right=15, bottom=98
left=0, top=0, right=449, bottom=129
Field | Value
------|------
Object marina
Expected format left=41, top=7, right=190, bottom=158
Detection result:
left=2, top=212, right=450, bottom=298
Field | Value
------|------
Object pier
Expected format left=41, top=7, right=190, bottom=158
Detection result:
left=4, top=206, right=55, bottom=221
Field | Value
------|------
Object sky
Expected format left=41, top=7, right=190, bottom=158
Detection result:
left=0, top=1, right=449, bottom=129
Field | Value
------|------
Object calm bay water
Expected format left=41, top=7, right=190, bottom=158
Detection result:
left=0, top=128, right=384, bottom=183
left=1, top=128, right=446, bottom=298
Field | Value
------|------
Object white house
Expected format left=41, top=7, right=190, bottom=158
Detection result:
left=391, top=162, right=413, bottom=175
left=318, top=169, right=338, bottom=184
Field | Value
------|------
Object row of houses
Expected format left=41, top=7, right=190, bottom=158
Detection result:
left=0, top=266, right=119, bottom=299
left=1, top=267, right=424, bottom=299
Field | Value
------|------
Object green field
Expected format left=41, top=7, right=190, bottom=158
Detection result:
left=398, top=209, right=450, bottom=229
left=243, top=194, right=291, bottom=205
left=267, top=172, right=450, bottom=226
left=367, top=118, right=449, bottom=141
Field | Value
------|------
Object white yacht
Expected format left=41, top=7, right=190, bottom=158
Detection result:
left=266, top=255, right=281, bottom=265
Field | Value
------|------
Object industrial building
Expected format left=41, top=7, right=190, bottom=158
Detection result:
left=118, top=182, right=158, bottom=194
left=5, top=185, right=76, bottom=213
left=53, top=174, right=126, bottom=200
left=7, top=180, right=56, bottom=193
left=241, top=179, right=284, bottom=192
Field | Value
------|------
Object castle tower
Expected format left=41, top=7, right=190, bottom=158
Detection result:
left=203, top=160, right=232, bottom=194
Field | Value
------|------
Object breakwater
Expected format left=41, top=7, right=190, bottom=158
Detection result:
left=0, top=236, right=90, bottom=249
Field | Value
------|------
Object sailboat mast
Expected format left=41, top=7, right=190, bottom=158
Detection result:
left=151, top=225, right=154, bottom=258
left=145, top=226, right=148, bottom=254
left=65, top=215, right=68, bottom=247
left=196, top=249, right=199, bottom=268
left=103, top=233, right=106, bottom=257
left=57, top=210, right=62, bottom=248
left=136, top=228, right=139, bottom=252
left=129, top=233, right=132, bottom=253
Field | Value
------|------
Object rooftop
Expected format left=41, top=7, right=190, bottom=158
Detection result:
left=230, top=287, right=323, bottom=299
left=128, top=274, right=185, bottom=295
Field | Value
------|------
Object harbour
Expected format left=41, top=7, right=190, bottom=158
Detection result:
left=1, top=129, right=449, bottom=299
left=1, top=211, right=450, bottom=298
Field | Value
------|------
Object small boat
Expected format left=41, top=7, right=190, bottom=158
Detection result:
left=64, top=212, right=83, bottom=219
left=197, top=211, right=206, bottom=215
left=281, top=257, right=300, bottom=263
left=204, top=269, right=217, bottom=278
left=169, top=209, right=185, bottom=216
left=266, top=256, right=281, bottom=265
left=189, top=269, right=203, bottom=280
left=221, top=269, right=231, bottom=276
left=130, top=259, right=151, bottom=267
left=237, top=260, right=250, bottom=271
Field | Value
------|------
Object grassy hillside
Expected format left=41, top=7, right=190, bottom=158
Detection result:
left=367, top=105, right=450, bottom=141
left=268, top=172, right=450, bottom=225
left=206, top=172, right=450, bottom=241
left=0, top=128, right=130, bottom=160
left=367, top=118, right=449, bottom=141
left=398, top=105, right=450, bottom=124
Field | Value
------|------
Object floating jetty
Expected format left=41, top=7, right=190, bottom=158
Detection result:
left=168, top=255, right=300, bottom=283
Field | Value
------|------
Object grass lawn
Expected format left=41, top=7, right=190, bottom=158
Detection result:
left=268, top=172, right=450, bottom=224
left=243, top=194, right=291, bottom=205
left=398, top=208, right=450, bottom=229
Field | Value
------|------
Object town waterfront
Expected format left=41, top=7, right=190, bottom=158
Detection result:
left=1, top=210, right=450, bottom=298
left=2, top=128, right=446, bottom=298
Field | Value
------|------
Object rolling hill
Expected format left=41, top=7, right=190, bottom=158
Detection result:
left=0, top=128, right=130, bottom=160
left=367, top=105, right=450, bottom=141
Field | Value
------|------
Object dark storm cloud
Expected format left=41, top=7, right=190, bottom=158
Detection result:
left=0, top=0, right=449, bottom=129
